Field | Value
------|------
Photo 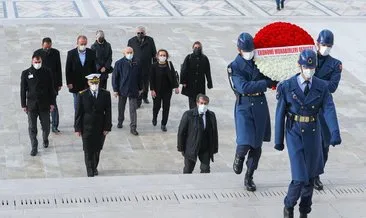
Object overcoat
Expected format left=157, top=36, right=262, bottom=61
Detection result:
left=275, top=74, right=341, bottom=182
left=230, top=54, right=271, bottom=148
left=74, top=88, right=112, bottom=152
left=315, top=54, right=342, bottom=147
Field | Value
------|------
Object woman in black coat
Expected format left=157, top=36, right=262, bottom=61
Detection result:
left=180, top=41, right=213, bottom=109
left=150, top=49, right=179, bottom=131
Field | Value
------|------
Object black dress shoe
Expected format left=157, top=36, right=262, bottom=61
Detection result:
left=277, top=6, right=281, bottom=10
left=314, top=176, right=323, bottom=190
left=161, top=125, right=167, bottom=132
left=117, top=123, right=123, bottom=129
left=30, top=149, right=38, bottom=156
left=299, top=213, right=307, bottom=218
left=94, top=169, right=98, bottom=176
left=152, top=119, right=157, bottom=126
left=130, top=129, right=139, bottom=136
left=43, top=140, right=49, bottom=148
left=233, top=154, right=244, bottom=174
left=244, top=169, right=256, bottom=192
left=52, top=127, right=57, bottom=133
left=284, top=207, right=294, bottom=218
left=281, top=1, right=284, bottom=8
left=143, top=98, right=150, bottom=104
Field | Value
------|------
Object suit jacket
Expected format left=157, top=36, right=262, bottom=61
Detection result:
left=33, top=48, right=62, bottom=93
left=74, top=88, right=112, bottom=152
left=20, top=66, right=56, bottom=111
left=150, top=62, right=179, bottom=95
left=177, top=108, right=218, bottom=162
left=66, top=48, right=97, bottom=93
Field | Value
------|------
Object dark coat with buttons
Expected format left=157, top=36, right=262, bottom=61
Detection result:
left=74, top=88, right=112, bottom=152
left=229, top=54, right=271, bottom=148
left=180, top=53, right=212, bottom=97
left=314, top=54, right=342, bottom=148
left=275, top=74, right=341, bottom=182
left=127, top=36, right=157, bottom=75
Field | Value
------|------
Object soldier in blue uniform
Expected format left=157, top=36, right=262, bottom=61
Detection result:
left=313, top=29, right=342, bottom=190
left=275, top=49, right=342, bottom=218
left=228, top=32, right=277, bottom=191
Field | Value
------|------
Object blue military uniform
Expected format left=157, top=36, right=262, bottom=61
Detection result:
left=275, top=49, right=341, bottom=217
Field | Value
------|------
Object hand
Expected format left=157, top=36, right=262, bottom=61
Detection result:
left=181, top=151, right=185, bottom=157
left=50, top=105, right=55, bottom=112
left=67, top=84, right=73, bottom=89
left=139, top=90, right=144, bottom=95
left=103, top=131, right=109, bottom=136
left=75, top=132, right=81, bottom=137
left=174, top=88, right=180, bottom=94
left=266, top=80, right=278, bottom=88
left=330, top=131, right=342, bottom=146
left=100, top=67, right=106, bottom=73
left=151, top=90, right=156, bottom=98
left=274, top=144, right=284, bottom=151
left=183, top=84, right=187, bottom=88
left=113, top=92, right=119, bottom=98
left=58, top=86, right=62, bottom=91
left=22, top=107, right=28, bottom=113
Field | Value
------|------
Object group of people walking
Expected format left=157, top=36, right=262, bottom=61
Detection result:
left=20, top=25, right=343, bottom=217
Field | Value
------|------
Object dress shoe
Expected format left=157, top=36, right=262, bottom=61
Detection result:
left=52, top=127, right=57, bottom=133
left=130, top=129, right=139, bottom=136
left=30, top=148, right=38, bottom=156
left=284, top=207, right=294, bottom=218
left=152, top=118, right=157, bottom=126
left=281, top=1, right=284, bottom=8
left=314, top=176, right=323, bottom=190
left=244, top=169, right=256, bottom=192
left=161, top=125, right=167, bottom=132
left=299, top=213, right=307, bottom=218
left=277, top=6, right=281, bottom=10
left=143, top=98, right=150, bottom=104
left=233, top=154, right=244, bottom=174
left=94, top=169, right=98, bottom=176
left=43, top=140, right=49, bottom=148
left=117, top=123, right=123, bottom=129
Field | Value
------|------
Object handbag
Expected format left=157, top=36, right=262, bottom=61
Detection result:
left=167, top=61, right=179, bottom=85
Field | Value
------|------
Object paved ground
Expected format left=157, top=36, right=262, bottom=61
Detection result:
left=0, top=0, right=365, bottom=217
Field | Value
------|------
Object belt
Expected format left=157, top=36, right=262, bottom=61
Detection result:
left=287, top=113, right=316, bottom=123
left=241, top=92, right=264, bottom=97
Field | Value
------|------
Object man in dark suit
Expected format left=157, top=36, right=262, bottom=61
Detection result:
left=33, top=37, right=62, bottom=133
left=127, top=26, right=157, bottom=107
left=177, top=94, right=218, bottom=174
left=21, top=54, right=56, bottom=156
left=75, top=74, right=112, bottom=177
left=66, top=35, right=97, bottom=111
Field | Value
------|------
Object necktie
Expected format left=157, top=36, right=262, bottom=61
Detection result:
left=199, top=114, right=204, bottom=129
left=304, top=81, right=310, bottom=96
left=93, top=91, right=97, bottom=99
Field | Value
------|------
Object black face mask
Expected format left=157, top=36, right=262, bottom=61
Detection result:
left=137, top=34, right=145, bottom=40
left=193, top=48, right=202, bottom=56
left=98, top=37, right=105, bottom=43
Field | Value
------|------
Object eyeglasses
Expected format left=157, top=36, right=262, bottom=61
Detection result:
left=137, top=32, right=144, bottom=35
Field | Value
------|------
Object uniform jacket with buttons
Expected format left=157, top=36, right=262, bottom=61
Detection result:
left=275, top=74, right=341, bottom=182
left=180, top=53, right=212, bottom=97
left=230, top=54, right=271, bottom=148
left=315, top=54, right=342, bottom=147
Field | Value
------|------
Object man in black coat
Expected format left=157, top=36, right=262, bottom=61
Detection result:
left=177, top=94, right=218, bottom=173
left=180, top=41, right=213, bottom=109
left=91, top=30, right=113, bottom=89
left=66, top=35, right=97, bottom=111
left=75, top=74, right=112, bottom=177
left=21, top=54, right=56, bottom=156
left=127, top=26, right=157, bottom=107
left=33, top=37, right=62, bottom=133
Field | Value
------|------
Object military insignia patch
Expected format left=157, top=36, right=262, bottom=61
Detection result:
left=307, top=58, right=313, bottom=64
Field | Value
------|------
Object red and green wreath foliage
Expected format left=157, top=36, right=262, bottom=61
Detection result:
left=253, top=22, right=314, bottom=49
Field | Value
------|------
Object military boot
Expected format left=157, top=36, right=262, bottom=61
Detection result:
left=299, top=213, right=307, bottom=218
left=233, top=154, right=244, bottom=174
left=284, top=207, right=294, bottom=218
left=281, top=0, right=285, bottom=9
left=244, top=169, right=256, bottom=191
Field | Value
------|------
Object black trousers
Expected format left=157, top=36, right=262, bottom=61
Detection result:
left=84, top=150, right=101, bottom=177
left=28, top=109, right=50, bottom=149
left=183, top=149, right=210, bottom=174
left=236, top=145, right=262, bottom=171
left=153, top=91, right=172, bottom=126
left=137, top=73, right=149, bottom=106
left=188, top=97, right=196, bottom=109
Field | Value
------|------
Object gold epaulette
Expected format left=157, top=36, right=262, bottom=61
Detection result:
left=79, top=89, right=88, bottom=94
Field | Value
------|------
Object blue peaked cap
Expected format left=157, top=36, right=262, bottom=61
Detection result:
left=237, top=32, right=254, bottom=51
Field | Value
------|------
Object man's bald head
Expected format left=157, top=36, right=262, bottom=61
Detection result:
left=124, top=47, right=133, bottom=55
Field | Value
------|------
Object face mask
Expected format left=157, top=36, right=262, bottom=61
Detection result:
left=198, top=104, right=208, bottom=114
left=193, top=48, right=202, bottom=55
left=126, top=54, right=133, bottom=60
left=98, top=37, right=105, bottom=43
left=33, top=63, right=42, bottom=70
left=302, top=68, right=315, bottom=79
left=319, top=46, right=331, bottom=56
left=78, top=45, right=86, bottom=52
left=158, top=56, right=167, bottom=63
left=242, top=51, right=254, bottom=60
left=137, top=34, right=145, bottom=40
left=90, top=84, right=99, bottom=91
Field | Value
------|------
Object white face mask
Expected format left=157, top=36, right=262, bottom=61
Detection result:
left=318, top=46, right=331, bottom=56
left=126, top=54, right=133, bottom=60
left=33, top=63, right=42, bottom=70
left=198, top=104, right=208, bottom=114
left=241, top=51, right=254, bottom=60
left=158, top=56, right=167, bottom=63
left=302, top=68, right=315, bottom=79
left=90, top=84, right=99, bottom=91
left=78, top=45, right=86, bottom=52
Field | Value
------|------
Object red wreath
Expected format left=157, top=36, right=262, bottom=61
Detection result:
left=254, top=22, right=314, bottom=49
